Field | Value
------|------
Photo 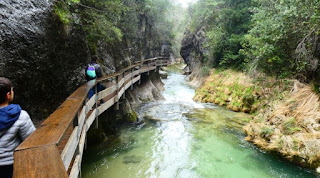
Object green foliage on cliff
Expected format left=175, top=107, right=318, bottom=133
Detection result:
left=54, top=0, right=180, bottom=55
left=79, top=0, right=124, bottom=52
left=165, top=3, right=188, bottom=57
left=145, top=0, right=174, bottom=42
left=53, top=0, right=124, bottom=52
left=54, top=0, right=73, bottom=25
left=187, top=0, right=320, bottom=81
left=189, top=0, right=252, bottom=69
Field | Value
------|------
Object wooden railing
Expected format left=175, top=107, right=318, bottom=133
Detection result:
left=13, top=57, right=170, bottom=178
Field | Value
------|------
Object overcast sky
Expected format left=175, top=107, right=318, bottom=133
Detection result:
left=175, top=0, right=197, bottom=7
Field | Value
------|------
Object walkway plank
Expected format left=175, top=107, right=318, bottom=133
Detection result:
left=69, top=155, right=81, bottom=178
left=61, top=126, right=79, bottom=170
left=98, top=96, right=116, bottom=115
left=98, top=85, right=117, bottom=100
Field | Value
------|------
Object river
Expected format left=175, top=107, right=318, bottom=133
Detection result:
left=82, top=66, right=316, bottom=178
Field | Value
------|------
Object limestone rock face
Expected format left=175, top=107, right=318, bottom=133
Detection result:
left=180, top=27, right=206, bottom=72
left=0, top=0, right=90, bottom=120
left=128, top=71, right=164, bottom=104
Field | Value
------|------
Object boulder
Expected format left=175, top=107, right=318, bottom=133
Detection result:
left=159, top=70, right=168, bottom=79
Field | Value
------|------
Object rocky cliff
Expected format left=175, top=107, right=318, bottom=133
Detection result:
left=0, top=0, right=89, bottom=121
left=180, top=27, right=205, bottom=72
left=0, top=0, right=171, bottom=121
left=180, top=27, right=206, bottom=87
left=96, top=12, right=171, bottom=74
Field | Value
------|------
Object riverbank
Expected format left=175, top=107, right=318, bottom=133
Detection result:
left=193, top=69, right=320, bottom=171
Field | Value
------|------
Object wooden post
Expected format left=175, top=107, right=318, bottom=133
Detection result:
left=94, top=85, right=98, bottom=129
left=138, top=65, right=142, bottom=85
left=83, top=101, right=88, bottom=152
left=131, top=68, right=134, bottom=90
left=122, top=72, right=126, bottom=99
left=147, top=61, right=150, bottom=75
left=116, top=76, right=119, bottom=110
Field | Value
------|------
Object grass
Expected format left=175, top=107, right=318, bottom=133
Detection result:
left=194, top=69, right=264, bottom=113
left=260, top=126, right=274, bottom=140
left=277, top=138, right=285, bottom=149
left=243, top=79, right=320, bottom=169
left=292, top=138, right=300, bottom=151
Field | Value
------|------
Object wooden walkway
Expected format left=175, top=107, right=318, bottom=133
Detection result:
left=13, top=57, right=170, bottom=178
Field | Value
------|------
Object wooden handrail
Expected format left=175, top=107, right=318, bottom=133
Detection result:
left=13, top=57, right=171, bottom=178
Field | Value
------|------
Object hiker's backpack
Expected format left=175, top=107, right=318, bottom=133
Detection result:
left=86, top=64, right=96, bottom=78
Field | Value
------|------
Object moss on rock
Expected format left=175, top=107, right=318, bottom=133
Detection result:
left=125, top=111, right=138, bottom=123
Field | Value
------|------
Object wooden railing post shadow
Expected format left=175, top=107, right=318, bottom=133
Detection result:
left=138, top=64, right=142, bottom=85
left=122, top=72, right=126, bottom=99
left=115, top=75, right=119, bottom=110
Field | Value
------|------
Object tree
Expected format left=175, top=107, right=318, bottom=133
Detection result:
left=187, top=0, right=252, bottom=69
left=242, top=0, right=320, bottom=79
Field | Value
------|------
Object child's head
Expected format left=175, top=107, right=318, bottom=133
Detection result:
left=0, top=77, right=14, bottom=104
left=91, top=55, right=98, bottom=63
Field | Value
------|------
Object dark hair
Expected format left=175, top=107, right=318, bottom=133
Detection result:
left=0, top=77, right=13, bottom=104
left=91, top=55, right=98, bottom=63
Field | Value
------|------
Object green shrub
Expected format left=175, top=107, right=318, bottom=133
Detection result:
left=282, top=118, right=302, bottom=135
left=242, top=94, right=255, bottom=108
left=312, top=82, right=320, bottom=94
left=260, top=126, right=274, bottom=139
left=201, top=66, right=211, bottom=76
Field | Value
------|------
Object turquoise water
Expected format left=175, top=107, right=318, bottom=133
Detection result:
left=82, top=70, right=316, bottom=178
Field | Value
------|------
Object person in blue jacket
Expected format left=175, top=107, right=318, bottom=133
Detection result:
left=0, top=77, right=35, bottom=178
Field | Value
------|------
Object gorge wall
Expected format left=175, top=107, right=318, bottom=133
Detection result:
left=180, top=27, right=205, bottom=72
left=0, top=0, right=172, bottom=121
left=180, top=27, right=206, bottom=86
left=0, top=0, right=89, bottom=121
